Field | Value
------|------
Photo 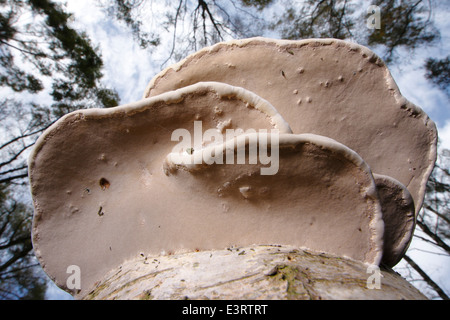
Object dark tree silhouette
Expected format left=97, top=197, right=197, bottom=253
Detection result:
left=0, top=0, right=119, bottom=299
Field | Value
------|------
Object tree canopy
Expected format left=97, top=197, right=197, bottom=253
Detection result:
left=0, top=0, right=119, bottom=299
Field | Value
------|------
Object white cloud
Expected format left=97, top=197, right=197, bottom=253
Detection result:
left=394, top=228, right=450, bottom=299
left=438, top=120, right=450, bottom=151
left=63, top=1, right=173, bottom=104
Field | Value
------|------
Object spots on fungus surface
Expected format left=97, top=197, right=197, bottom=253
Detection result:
left=99, top=178, right=110, bottom=190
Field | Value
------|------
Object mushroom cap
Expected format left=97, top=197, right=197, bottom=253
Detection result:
left=374, top=174, right=415, bottom=267
left=144, top=37, right=437, bottom=216
left=165, top=131, right=385, bottom=267
left=29, top=82, right=383, bottom=296
left=29, top=82, right=291, bottom=295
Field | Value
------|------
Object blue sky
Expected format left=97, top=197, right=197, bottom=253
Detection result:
left=40, top=0, right=449, bottom=299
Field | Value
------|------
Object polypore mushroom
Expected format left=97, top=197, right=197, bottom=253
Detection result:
left=164, top=131, right=385, bottom=267
left=144, top=37, right=438, bottom=216
left=374, top=174, right=415, bottom=267
left=30, top=79, right=387, bottom=297
left=29, top=82, right=291, bottom=295
left=29, top=38, right=437, bottom=299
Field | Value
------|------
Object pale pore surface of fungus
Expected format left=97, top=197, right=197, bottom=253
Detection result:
left=374, top=174, right=415, bottom=267
left=144, top=37, right=438, bottom=216
left=164, top=132, right=384, bottom=268
left=29, top=82, right=384, bottom=297
left=29, top=82, right=291, bottom=295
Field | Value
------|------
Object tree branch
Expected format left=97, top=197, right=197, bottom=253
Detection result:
left=0, top=165, right=28, bottom=177
left=423, top=205, right=450, bottom=225
left=0, top=39, right=46, bottom=57
left=198, top=0, right=224, bottom=42
left=0, top=287, right=22, bottom=300
left=416, top=220, right=450, bottom=254
left=0, top=124, right=51, bottom=151
left=0, top=241, right=32, bottom=273
left=403, top=255, right=449, bottom=300
left=161, top=0, right=184, bottom=68
left=0, top=142, right=34, bottom=169
left=0, top=173, right=28, bottom=184
left=0, top=263, right=40, bottom=277
left=0, top=235, right=31, bottom=250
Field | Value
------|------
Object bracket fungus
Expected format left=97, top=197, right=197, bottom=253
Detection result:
left=29, top=38, right=437, bottom=298
left=374, top=174, right=415, bottom=267
left=164, top=132, right=385, bottom=267
left=29, top=82, right=291, bottom=294
left=144, top=37, right=438, bottom=217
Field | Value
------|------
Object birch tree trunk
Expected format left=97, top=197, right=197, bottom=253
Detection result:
left=80, top=245, right=426, bottom=300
